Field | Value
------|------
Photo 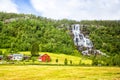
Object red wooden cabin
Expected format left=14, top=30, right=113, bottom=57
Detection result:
left=38, top=54, right=51, bottom=62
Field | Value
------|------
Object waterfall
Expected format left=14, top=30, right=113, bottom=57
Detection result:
left=72, top=24, right=93, bottom=48
left=71, top=24, right=106, bottom=56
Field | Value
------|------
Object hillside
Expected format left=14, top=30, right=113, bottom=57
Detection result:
left=80, top=20, right=120, bottom=56
left=0, top=12, right=120, bottom=66
left=0, top=12, right=78, bottom=55
left=0, top=12, right=120, bottom=56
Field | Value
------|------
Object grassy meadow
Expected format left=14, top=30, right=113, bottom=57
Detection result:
left=0, top=65, right=120, bottom=80
left=21, top=51, right=92, bottom=65
left=0, top=50, right=120, bottom=80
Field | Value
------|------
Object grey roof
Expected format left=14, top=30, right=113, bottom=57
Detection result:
left=12, top=54, right=23, bottom=57
left=0, top=55, right=3, bottom=57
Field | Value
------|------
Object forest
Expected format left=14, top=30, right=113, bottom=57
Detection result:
left=0, top=12, right=78, bottom=55
left=0, top=12, right=120, bottom=66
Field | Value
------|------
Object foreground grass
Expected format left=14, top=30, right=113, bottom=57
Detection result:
left=0, top=65, right=120, bottom=80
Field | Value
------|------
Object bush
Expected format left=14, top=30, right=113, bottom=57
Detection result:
left=31, top=57, right=36, bottom=64
left=70, top=60, right=72, bottom=65
left=56, top=58, right=58, bottom=63
left=111, top=54, right=120, bottom=66
left=92, top=56, right=98, bottom=66
left=64, top=58, right=68, bottom=65
left=72, top=50, right=81, bottom=56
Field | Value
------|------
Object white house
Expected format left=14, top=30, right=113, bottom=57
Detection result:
left=11, top=54, right=23, bottom=61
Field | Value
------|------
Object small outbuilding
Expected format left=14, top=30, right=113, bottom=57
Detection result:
left=9, top=54, right=23, bottom=61
left=38, top=54, right=51, bottom=62
left=12, top=54, right=23, bottom=61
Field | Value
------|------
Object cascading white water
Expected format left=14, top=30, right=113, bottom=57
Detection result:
left=72, top=24, right=93, bottom=48
left=71, top=24, right=106, bottom=56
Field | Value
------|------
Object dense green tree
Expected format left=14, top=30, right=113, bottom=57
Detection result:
left=31, top=42, right=39, bottom=56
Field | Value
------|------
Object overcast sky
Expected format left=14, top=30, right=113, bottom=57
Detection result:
left=0, top=0, right=120, bottom=21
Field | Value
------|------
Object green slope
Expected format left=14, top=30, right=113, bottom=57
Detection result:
left=0, top=12, right=77, bottom=55
left=21, top=51, right=92, bottom=65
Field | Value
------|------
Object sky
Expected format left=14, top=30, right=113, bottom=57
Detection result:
left=0, top=0, right=120, bottom=21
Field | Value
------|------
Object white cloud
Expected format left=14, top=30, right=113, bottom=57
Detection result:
left=30, top=0, right=120, bottom=20
left=0, top=0, right=18, bottom=13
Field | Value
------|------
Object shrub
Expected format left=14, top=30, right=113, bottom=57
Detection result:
left=56, top=58, right=58, bottom=63
left=64, top=58, right=68, bottom=65
left=70, top=60, right=72, bottom=65
left=31, top=57, right=36, bottom=64
left=92, top=56, right=99, bottom=66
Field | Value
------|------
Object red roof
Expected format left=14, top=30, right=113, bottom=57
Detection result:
left=38, top=54, right=51, bottom=62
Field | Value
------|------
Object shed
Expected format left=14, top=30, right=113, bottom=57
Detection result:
left=38, top=54, right=51, bottom=62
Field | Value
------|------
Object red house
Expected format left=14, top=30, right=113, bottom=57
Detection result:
left=38, top=54, right=51, bottom=62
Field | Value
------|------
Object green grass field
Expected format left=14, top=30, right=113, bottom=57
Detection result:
left=0, top=50, right=120, bottom=80
left=20, top=51, right=92, bottom=65
left=0, top=49, right=91, bottom=65
left=0, top=65, right=120, bottom=80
